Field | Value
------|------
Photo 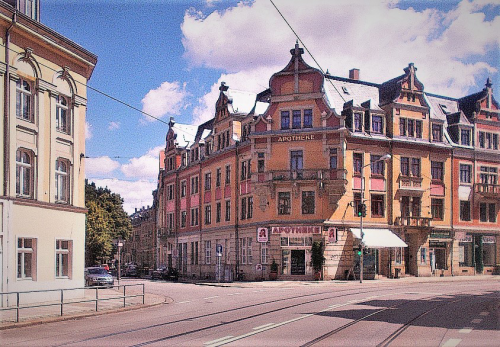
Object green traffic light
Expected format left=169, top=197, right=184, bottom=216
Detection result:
left=357, top=251, right=362, bottom=256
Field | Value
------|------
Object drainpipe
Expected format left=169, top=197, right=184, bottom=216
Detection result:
left=4, top=13, right=16, bottom=196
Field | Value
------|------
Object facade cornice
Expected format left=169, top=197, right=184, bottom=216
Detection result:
left=7, top=197, right=87, bottom=213
left=271, top=92, right=324, bottom=103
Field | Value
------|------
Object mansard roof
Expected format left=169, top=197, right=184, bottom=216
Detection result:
left=194, top=119, right=214, bottom=143
left=458, top=79, right=499, bottom=120
left=168, top=121, right=198, bottom=148
left=323, top=75, right=381, bottom=114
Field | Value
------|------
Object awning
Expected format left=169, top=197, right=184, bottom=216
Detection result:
left=351, top=228, right=408, bottom=248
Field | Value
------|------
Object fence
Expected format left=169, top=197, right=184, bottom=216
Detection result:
left=0, top=283, right=145, bottom=323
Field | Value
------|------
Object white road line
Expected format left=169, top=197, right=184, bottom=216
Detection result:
left=471, top=318, right=482, bottom=324
left=459, top=328, right=473, bottom=334
left=253, top=323, right=275, bottom=330
left=177, top=300, right=191, bottom=304
left=204, top=336, right=234, bottom=345
left=204, top=296, right=220, bottom=300
left=479, top=311, right=489, bottom=316
left=442, top=339, right=461, bottom=347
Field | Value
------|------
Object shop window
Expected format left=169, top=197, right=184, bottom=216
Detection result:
left=56, top=95, right=70, bottom=134
left=431, top=198, right=444, bottom=220
left=460, top=201, right=471, bottom=221
left=460, top=164, right=471, bottom=183
left=395, top=248, right=402, bottom=264
left=431, top=161, right=444, bottom=181
left=483, top=237, right=496, bottom=266
left=55, top=158, right=70, bottom=203
left=301, top=191, right=315, bottom=214
left=371, top=194, right=384, bottom=217
left=18, top=237, right=36, bottom=280
left=278, top=192, right=291, bottom=215
left=55, top=240, right=72, bottom=278
left=420, top=248, right=427, bottom=264
left=225, top=200, right=231, bottom=221
left=205, top=205, right=211, bottom=225
left=16, top=78, right=33, bottom=122
left=281, top=111, right=290, bottom=129
left=16, top=148, right=34, bottom=198
left=459, top=241, right=473, bottom=266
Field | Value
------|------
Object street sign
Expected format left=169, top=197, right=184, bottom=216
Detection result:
left=257, top=227, right=268, bottom=242
left=256, top=264, right=262, bottom=271
left=216, top=244, right=223, bottom=257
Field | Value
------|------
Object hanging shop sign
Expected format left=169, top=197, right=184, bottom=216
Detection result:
left=257, top=227, right=269, bottom=243
left=271, top=226, right=321, bottom=235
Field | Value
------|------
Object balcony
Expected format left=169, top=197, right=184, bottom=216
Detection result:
left=398, top=175, right=424, bottom=191
left=395, top=216, right=432, bottom=228
left=474, top=183, right=500, bottom=199
left=254, top=169, right=345, bottom=183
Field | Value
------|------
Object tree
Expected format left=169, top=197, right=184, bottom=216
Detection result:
left=85, top=180, right=132, bottom=266
left=311, top=241, right=325, bottom=274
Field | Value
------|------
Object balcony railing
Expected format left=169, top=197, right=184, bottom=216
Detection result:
left=254, top=169, right=345, bottom=183
left=395, top=216, right=432, bottom=227
left=398, top=176, right=424, bottom=191
left=474, top=183, right=500, bottom=198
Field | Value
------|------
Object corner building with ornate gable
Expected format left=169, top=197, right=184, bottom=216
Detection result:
left=156, top=44, right=499, bottom=281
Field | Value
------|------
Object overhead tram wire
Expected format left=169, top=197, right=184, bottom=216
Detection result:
left=269, top=0, right=347, bottom=104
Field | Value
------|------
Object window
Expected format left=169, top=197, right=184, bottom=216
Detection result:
left=353, top=153, right=363, bottom=175
left=281, top=111, right=290, bottom=129
left=190, top=208, right=199, bottom=226
left=16, top=78, right=33, bottom=121
left=460, top=164, right=471, bottom=183
left=205, top=205, right=211, bottom=225
left=461, top=129, right=471, bottom=146
left=278, top=192, right=291, bottom=215
left=181, top=153, right=187, bottom=166
left=225, top=200, right=231, bottom=221
left=354, top=193, right=361, bottom=216
left=480, top=166, right=498, bottom=185
left=16, top=149, right=33, bottom=198
left=370, top=155, right=384, bottom=176
left=167, top=184, right=174, bottom=200
left=216, top=202, right=221, bottom=223
left=204, top=172, right=211, bottom=190
left=56, top=95, right=69, bottom=134
left=460, top=201, right=471, bottom=221
left=205, top=240, right=211, bottom=264
left=216, top=168, right=221, bottom=187
left=431, top=199, right=444, bottom=220
left=432, top=124, right=443, bottom=142
left=247, top=196, right=253, bottom=219
left=486, top=133, right=492, bottom=149
left=478, top=132, right=485, bottom=148
left=292, top=110, right=301, bottom=129
left=225, top=165, right=231, bottom=184
left=493, top=134, right=499, bottom=150
left=261, top=242, right=269, bottom=264
left=401, top=196, right=410, bottom=217
left=411, top=158, right=421, bottom=177
left=180, top=180, right=187, bottom=197
left=258, top=155, right=265, bottom=173
left=191, top=176, right=199, bottom=194
left=415, top=120, right=422, bottom=138
left=411, top=197, right=421, bottom=217
left=303, top=109, right=312, bottom=128
left=399, top=118, right=407, bottom=136
left=17, top=237, right=36, bottom=279
left=407, top=119, right=414, bottom=137
left=241, top=160, right=251, bottom=181
left=400, top=157, right=409, bottom=176
left=372, top=115, right=383, bottom=134
left=420, top=248, right=427, bottom=264
left=354, top=113, right=363, bottom=132
left=329, top=148, right=337, bottom=170
left=56, top=240, right=71, bottom=278
left=371, top=194, right=384, bottom=217
left=167, top=213, right=174, bottom=230
left=241, top=198, right=247, bottom=220
left=480, top=203, right=496, bottom=222
left=431, top=161, right=443, bottom=181
left=181, top=211, right=187, bottom=228
left=400, top=118, right=422, bottom=138
left=290, top=150, right=303, bottom=173
left=55, top=159, right=69, bottom=203
left=240, top=237, right=253, bottom=264
left=302, top=191, right=315, bottom=214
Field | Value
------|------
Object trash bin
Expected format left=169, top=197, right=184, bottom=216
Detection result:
left=394, top=268, right=401, bottom=279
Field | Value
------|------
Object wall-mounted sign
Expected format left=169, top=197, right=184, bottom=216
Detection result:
left=483, top=236, right=496, bottom=244
left=455, top=232, right=472, bottom=242
left=328, top=227, right=337, bottom=243
left=257, top=227, right=269, bottom=243
left=273, top=134, right=316, bottom=143
left=271, top=226, right=321, bottom=235
left=430, top=230, right=451, bottom=239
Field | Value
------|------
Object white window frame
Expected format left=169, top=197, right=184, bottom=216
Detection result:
left=56, top=240, right=72, bottom=278
left=16, top=78, right=33, bottom=122
left=16, top=148, right=34, bottom=198
left=205, top=240, right=211, bottom=265
left=18, top=237, right=36, bottom=280
left=56, top=95, right=70, bottom=134
left=55, top=158, right=70, bottom=203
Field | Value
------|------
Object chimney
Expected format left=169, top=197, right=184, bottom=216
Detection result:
left=349, top=68, right=360, bottom=80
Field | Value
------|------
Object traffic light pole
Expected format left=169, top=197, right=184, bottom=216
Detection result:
left=360, top=176, right=364, bottom=284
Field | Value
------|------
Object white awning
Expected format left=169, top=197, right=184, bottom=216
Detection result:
left=351, top=228, right=408, bottom=248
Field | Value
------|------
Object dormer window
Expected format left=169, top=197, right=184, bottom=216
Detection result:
left=354, top=113, right=363, bottom=132
left=460, top=129, right=471, bottom=146
left=372, top=115, right=383, bottom=134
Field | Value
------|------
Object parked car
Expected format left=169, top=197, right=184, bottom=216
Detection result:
left=125, top=264, right=138, bottom=277
left=151, top=267, right=166, bottom=280
left=85, top=267, right=114, bottom=287
left=162, top=267, right=179, bottom=282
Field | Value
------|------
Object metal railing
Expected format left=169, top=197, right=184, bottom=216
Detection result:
left=0, top=283, right=145, bottom=323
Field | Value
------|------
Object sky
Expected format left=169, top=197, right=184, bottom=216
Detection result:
left=41, top=0, right=500, bottom=215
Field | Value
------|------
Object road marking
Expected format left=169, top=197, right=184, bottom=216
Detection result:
left=204, top=336, right=234, bottom=345
left=459, top=328, right=472, bottom=334
left=479, top=311, right=489, bottom=316
left=442, top=338, right=462, bottom=347
left=204, top=296, right=220, bottom=300
left=253, top=323, right=275, bottom=330
left=177, top=300, right=191, bottom=304
left=471, top=318, right=482, bottom=324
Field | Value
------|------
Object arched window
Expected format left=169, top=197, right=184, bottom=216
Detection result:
left=56, top=95, right=70, bottom=134
left=16, top=149, right=33, bottom=198
left=16, top=78, right=33, bottom=122
left=55, top=159, right=70, bottom=203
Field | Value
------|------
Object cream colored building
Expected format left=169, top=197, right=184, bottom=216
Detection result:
left=0, top=1, right=96, bottom=302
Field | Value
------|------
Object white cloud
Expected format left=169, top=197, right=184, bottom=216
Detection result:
left=85, top=121, right=93, bottom=140
left=87, top=178, right=156, bottom=215
left=182, top=0, right=499, bottom=99
left=141, top=81, right=189, bottom=121
left=85, top=156, right=120, bottom=176
left=108, top=121, right=120, bottom=131
left=121, top=145, right=164, bottom=180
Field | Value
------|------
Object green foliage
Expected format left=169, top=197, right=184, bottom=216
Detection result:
left=85, top=180, right=132, bottom=266
left=311, top=241, right=325, bottom=272
left=270, top=259, right=278, bottom=273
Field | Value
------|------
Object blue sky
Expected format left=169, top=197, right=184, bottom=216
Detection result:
left=41, top=0, right=499, bottom=214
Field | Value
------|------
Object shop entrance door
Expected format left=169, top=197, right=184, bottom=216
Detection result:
left=435, top=248, right=447, bottom=270
left=290, top=250, right=305, bottom=275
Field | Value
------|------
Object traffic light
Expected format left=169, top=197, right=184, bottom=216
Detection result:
left=357, top=203, right=367, bottom=217
left=355, top=245, right=362, bottom=256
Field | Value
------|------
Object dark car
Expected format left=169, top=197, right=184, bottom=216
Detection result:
left=125, top=264, right=138, bottom=277
left=161, top=267, right=179, bottom=281
left=151, top=267, right=166, bottom=280
left=85, top=267, right=114, bottom=287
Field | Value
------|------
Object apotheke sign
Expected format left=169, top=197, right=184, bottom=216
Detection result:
left=274, top=134, right=316, bottom=142
left=271, top=226, right=321, bottom=235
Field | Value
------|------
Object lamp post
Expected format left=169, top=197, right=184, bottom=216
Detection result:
left=359, top=153, right=391, bottom=283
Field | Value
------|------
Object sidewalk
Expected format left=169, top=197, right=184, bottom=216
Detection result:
left=0, top=286, right=168, bottom=330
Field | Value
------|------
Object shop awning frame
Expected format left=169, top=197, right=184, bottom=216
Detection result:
left=351, top=228, right=408, bottom=248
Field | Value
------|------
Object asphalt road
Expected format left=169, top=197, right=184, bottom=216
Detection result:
left=1, top=277, right=498, bottom=346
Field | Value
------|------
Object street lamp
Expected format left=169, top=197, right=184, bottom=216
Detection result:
left=359, top=153, right=391, bottom=283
